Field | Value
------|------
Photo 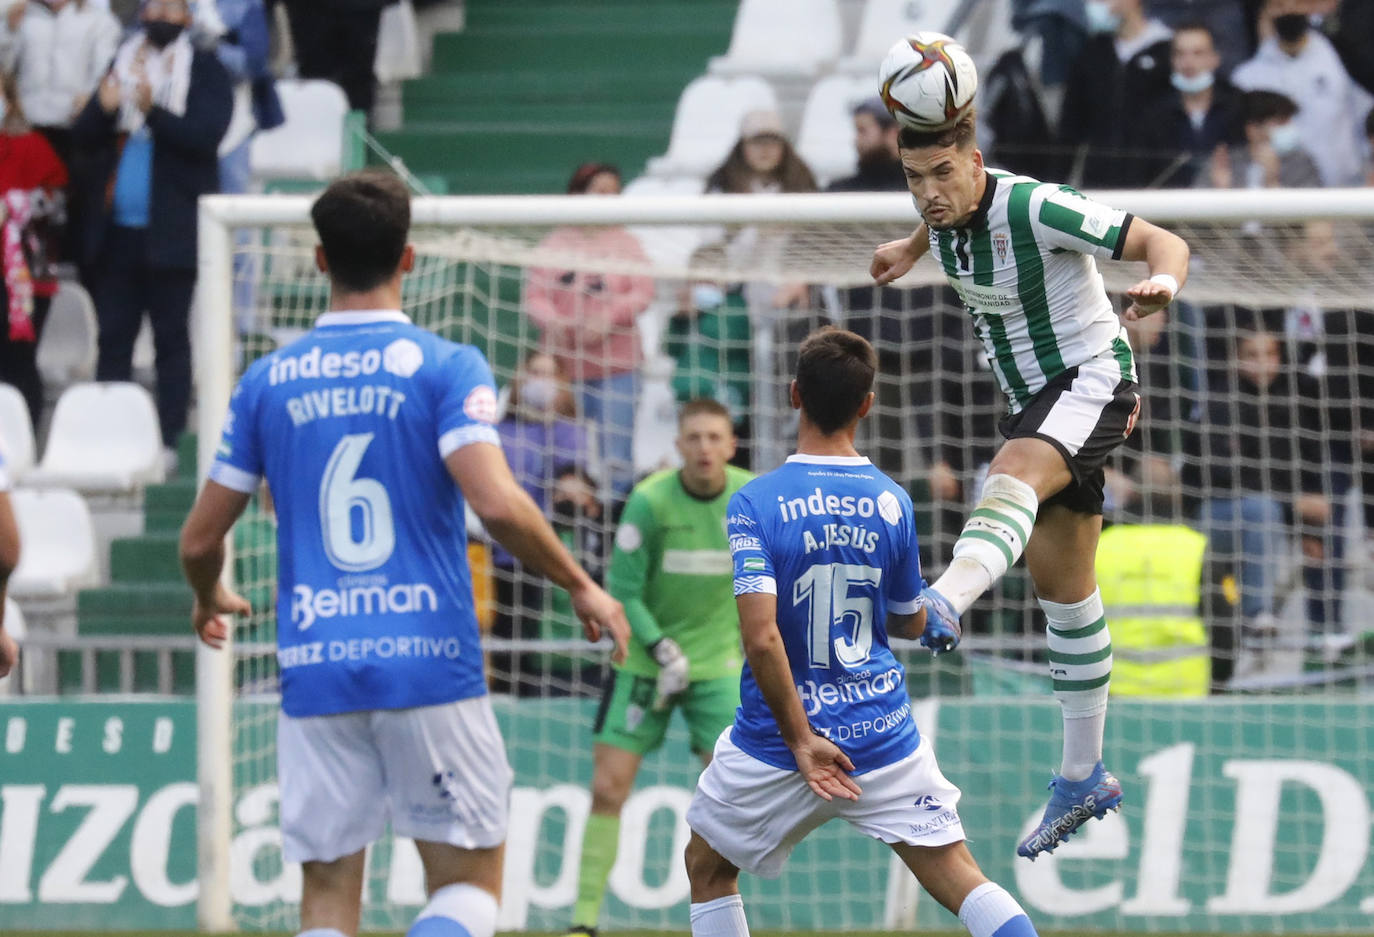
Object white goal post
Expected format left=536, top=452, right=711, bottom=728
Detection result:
left=195, top=187, right=1374, bottom=933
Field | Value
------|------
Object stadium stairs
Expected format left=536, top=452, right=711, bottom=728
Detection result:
left=375, top=0, right=738, bottom=194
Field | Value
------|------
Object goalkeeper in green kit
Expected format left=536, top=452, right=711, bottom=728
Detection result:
left=565, top=399, right=752, bottom=937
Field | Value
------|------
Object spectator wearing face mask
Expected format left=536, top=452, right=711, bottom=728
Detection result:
left=1203, top=89, right=1321, bottom=188
left=1132, top=22, right=1245, bottom=186
left=1231, top=0, right=1372, bottom=185
left=72, top=0, right=231, bottom=464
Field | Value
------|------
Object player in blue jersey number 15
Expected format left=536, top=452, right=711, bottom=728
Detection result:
left=180, top=171, right=629, bottom=937
left=871, top=114, right=1191, bottom=858
left=684, top=327, right=1042, bottom=937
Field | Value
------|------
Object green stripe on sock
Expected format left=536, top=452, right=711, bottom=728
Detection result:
left=1047, top=615, right=1107, bottom=640
left=970, top=507, right=1029, bottom=547
left=572, top=812, right=620, bottom=927
left=1048, top=645, right=1114, bottom=666
left=1053, top=673, right=1113, bottom=692
left=962, top=528, right=1015, bottom=570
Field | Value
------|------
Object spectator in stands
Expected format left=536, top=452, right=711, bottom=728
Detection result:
left=826, top=97, right=904, bottom=193
left=72, top=0, right=231, bottom=462
left=1321, top=0, right=1374, bottom=97
left=1231, top=0, right=1372, bottom=185
left=1144, top=0, right=1251, bottom=73
left=1184, top=324, right=1329, bottom=638
left=1133, top=23, right=1245, bottom=186
left=490, top=350, right=588, bottom=695
left=0, top=0, right=119, bottom=290
left=544, top=465, right=608, bottom=695
left=193, top=0, right=274, bottom=198
left=1060, top=0, right=1174, bottom=186
left=281, top=0, right=386, bottom=116
left=0, top=74, right=68, bottom=430
left=705, top=109, right=818, bottom=195
left=523, top=162, right=653, bottom=503
left=1203, top=89, right=1321, bottom=188
left=664, top=243, right=752, bottom=465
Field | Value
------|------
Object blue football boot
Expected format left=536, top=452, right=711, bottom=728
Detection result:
left=1016, top=761, right=1123, bottom=859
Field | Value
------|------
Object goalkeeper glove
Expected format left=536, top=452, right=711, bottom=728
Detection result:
left=648, top=636, right=690, bottom=709
left=918, top=586, right=962, bottom=656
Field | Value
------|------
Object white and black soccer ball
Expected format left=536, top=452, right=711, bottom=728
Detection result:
left=878, top=32, right=978, bottom=131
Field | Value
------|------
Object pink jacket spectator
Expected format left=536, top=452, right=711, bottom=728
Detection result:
left=523, top=225, right=655, bottom=382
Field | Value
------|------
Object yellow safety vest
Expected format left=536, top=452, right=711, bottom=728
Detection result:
left=1096, top=524, right=1209, bottom=698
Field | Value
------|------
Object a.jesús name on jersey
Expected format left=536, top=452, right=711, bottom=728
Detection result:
left=775, top=486, right=902, bottom=554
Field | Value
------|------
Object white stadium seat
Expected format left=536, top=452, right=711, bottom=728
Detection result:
left=841, top=0, right=968, bottom=72
left=26, top=383, right=166, bottom=492
left=624, top=176, right=717, bottom=275
left=796, top=74, right=877, bottom=186
left=36, top=281, right=97, bottom=389
left=9, top=487, right=98, bottom=599
left=646, top=76, right=779, bottom=178
left=250, top=79, right=351, bottom=180
left=0, top=384, right=35, bottom=481
left=709, top=0, right=844, bottom=78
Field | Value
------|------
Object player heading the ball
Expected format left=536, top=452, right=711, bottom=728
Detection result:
left=180, top=169, right=629, bottom=937
left=872, top=71, right=1190, bottom=855
left=684, top=326, right=1042, bottom=937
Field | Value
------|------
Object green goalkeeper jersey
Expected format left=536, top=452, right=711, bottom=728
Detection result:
left=607, top=464, right=754, bottom=681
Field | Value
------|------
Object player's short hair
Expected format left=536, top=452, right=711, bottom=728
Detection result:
left=679, top=397, right=733, bottom=429
left=1242, top=89, right=1298, bottom=126
left=310, top=170, right=411, bottom=293
left=897, top=112, right=978, bottom=152
left=795, top=327, right=876, bottom=435
left=1172, top=20, right=1216, bottom=42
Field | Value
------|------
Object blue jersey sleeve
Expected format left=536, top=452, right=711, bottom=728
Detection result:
left=207, top=367, right=264, bottom=493
left=434, top=345, right=502, bottom=458
left=728, top=490, right=775, bottom=596
left=886, top=493, right=926, bottom=615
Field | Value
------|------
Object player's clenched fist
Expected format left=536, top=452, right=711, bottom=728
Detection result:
left=870, top=235, right=919, bottom=285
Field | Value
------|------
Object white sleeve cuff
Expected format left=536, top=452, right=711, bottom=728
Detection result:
left=208, top=460, right=261, bottom=493
left=438, top=424, right=502, bottom=458
left=734, top=575, right=777, bottom=596
left=888, top=595, right=924, bottom=616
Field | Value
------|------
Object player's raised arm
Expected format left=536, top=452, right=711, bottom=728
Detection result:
left=870, top=222, right=930, bottom=285
left=736, top=591, right=862, bottom=802
left=447, top=442, right=629, bottom=663
left=1119, top=218, right=1191, bottom=321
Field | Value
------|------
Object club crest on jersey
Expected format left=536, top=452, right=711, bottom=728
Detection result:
left=462, top=385, right=498, bottom=424
left=993, top=231, right=1009, bottom=263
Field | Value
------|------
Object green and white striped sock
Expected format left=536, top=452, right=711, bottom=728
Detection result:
left=1042, top=589, right=1112, bottom=781
left=934, top=473, right=1038, bottom=613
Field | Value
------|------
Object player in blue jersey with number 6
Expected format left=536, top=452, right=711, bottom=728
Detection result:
left=180, top=170, right=630, bottom=937
left=683, top=327, right=1040, bottom=937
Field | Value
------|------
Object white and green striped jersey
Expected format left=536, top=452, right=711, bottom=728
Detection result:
left=926, top=169, right=1137, bottom=412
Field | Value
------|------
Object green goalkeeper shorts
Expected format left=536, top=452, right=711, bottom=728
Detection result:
left=593, top=671, right=740, bottom=757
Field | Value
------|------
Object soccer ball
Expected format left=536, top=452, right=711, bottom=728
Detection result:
left=878, top=33, right=978, bottom=131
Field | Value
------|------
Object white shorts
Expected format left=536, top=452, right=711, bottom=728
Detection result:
left=277, top=696, right=513, bottom=864
left=686, top=728, right=965, bottom=878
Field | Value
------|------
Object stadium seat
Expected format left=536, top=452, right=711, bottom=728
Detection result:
left=36, top=281, right=97, bottom=389
left=796, top=74, right=875, bottom=185
left=250, top=79, right=351, bottom=181
left=840, top=0, right=968, bottom=72
left=9, top=487, right=99, bottom=599
left=645, top=76, right=779, bottom=178
left=624, top=176, right=718, bottom=276
left=709, top=0, right=844, bottom=78
left=621, top=175, right=706, bottom=198
left=26, top=383, right=166, bottom=492
left=0, top=383, right=35, bottom=481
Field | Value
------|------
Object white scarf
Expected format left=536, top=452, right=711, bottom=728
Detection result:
left=111, top=29, right=193, bottom=134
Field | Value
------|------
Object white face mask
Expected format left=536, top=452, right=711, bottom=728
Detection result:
left=1171, top=70, right=1214, bottom=94
left=1085, top=0, right=1122, bottom=34
left=691, top=283, right=725, bottom=310
left=1268, top=122, right=1302, bottom=155
left=519, top=376, right=558, bottom=412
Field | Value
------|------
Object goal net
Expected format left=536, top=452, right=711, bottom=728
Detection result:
left=197, top=188, right=1374, bottom=934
